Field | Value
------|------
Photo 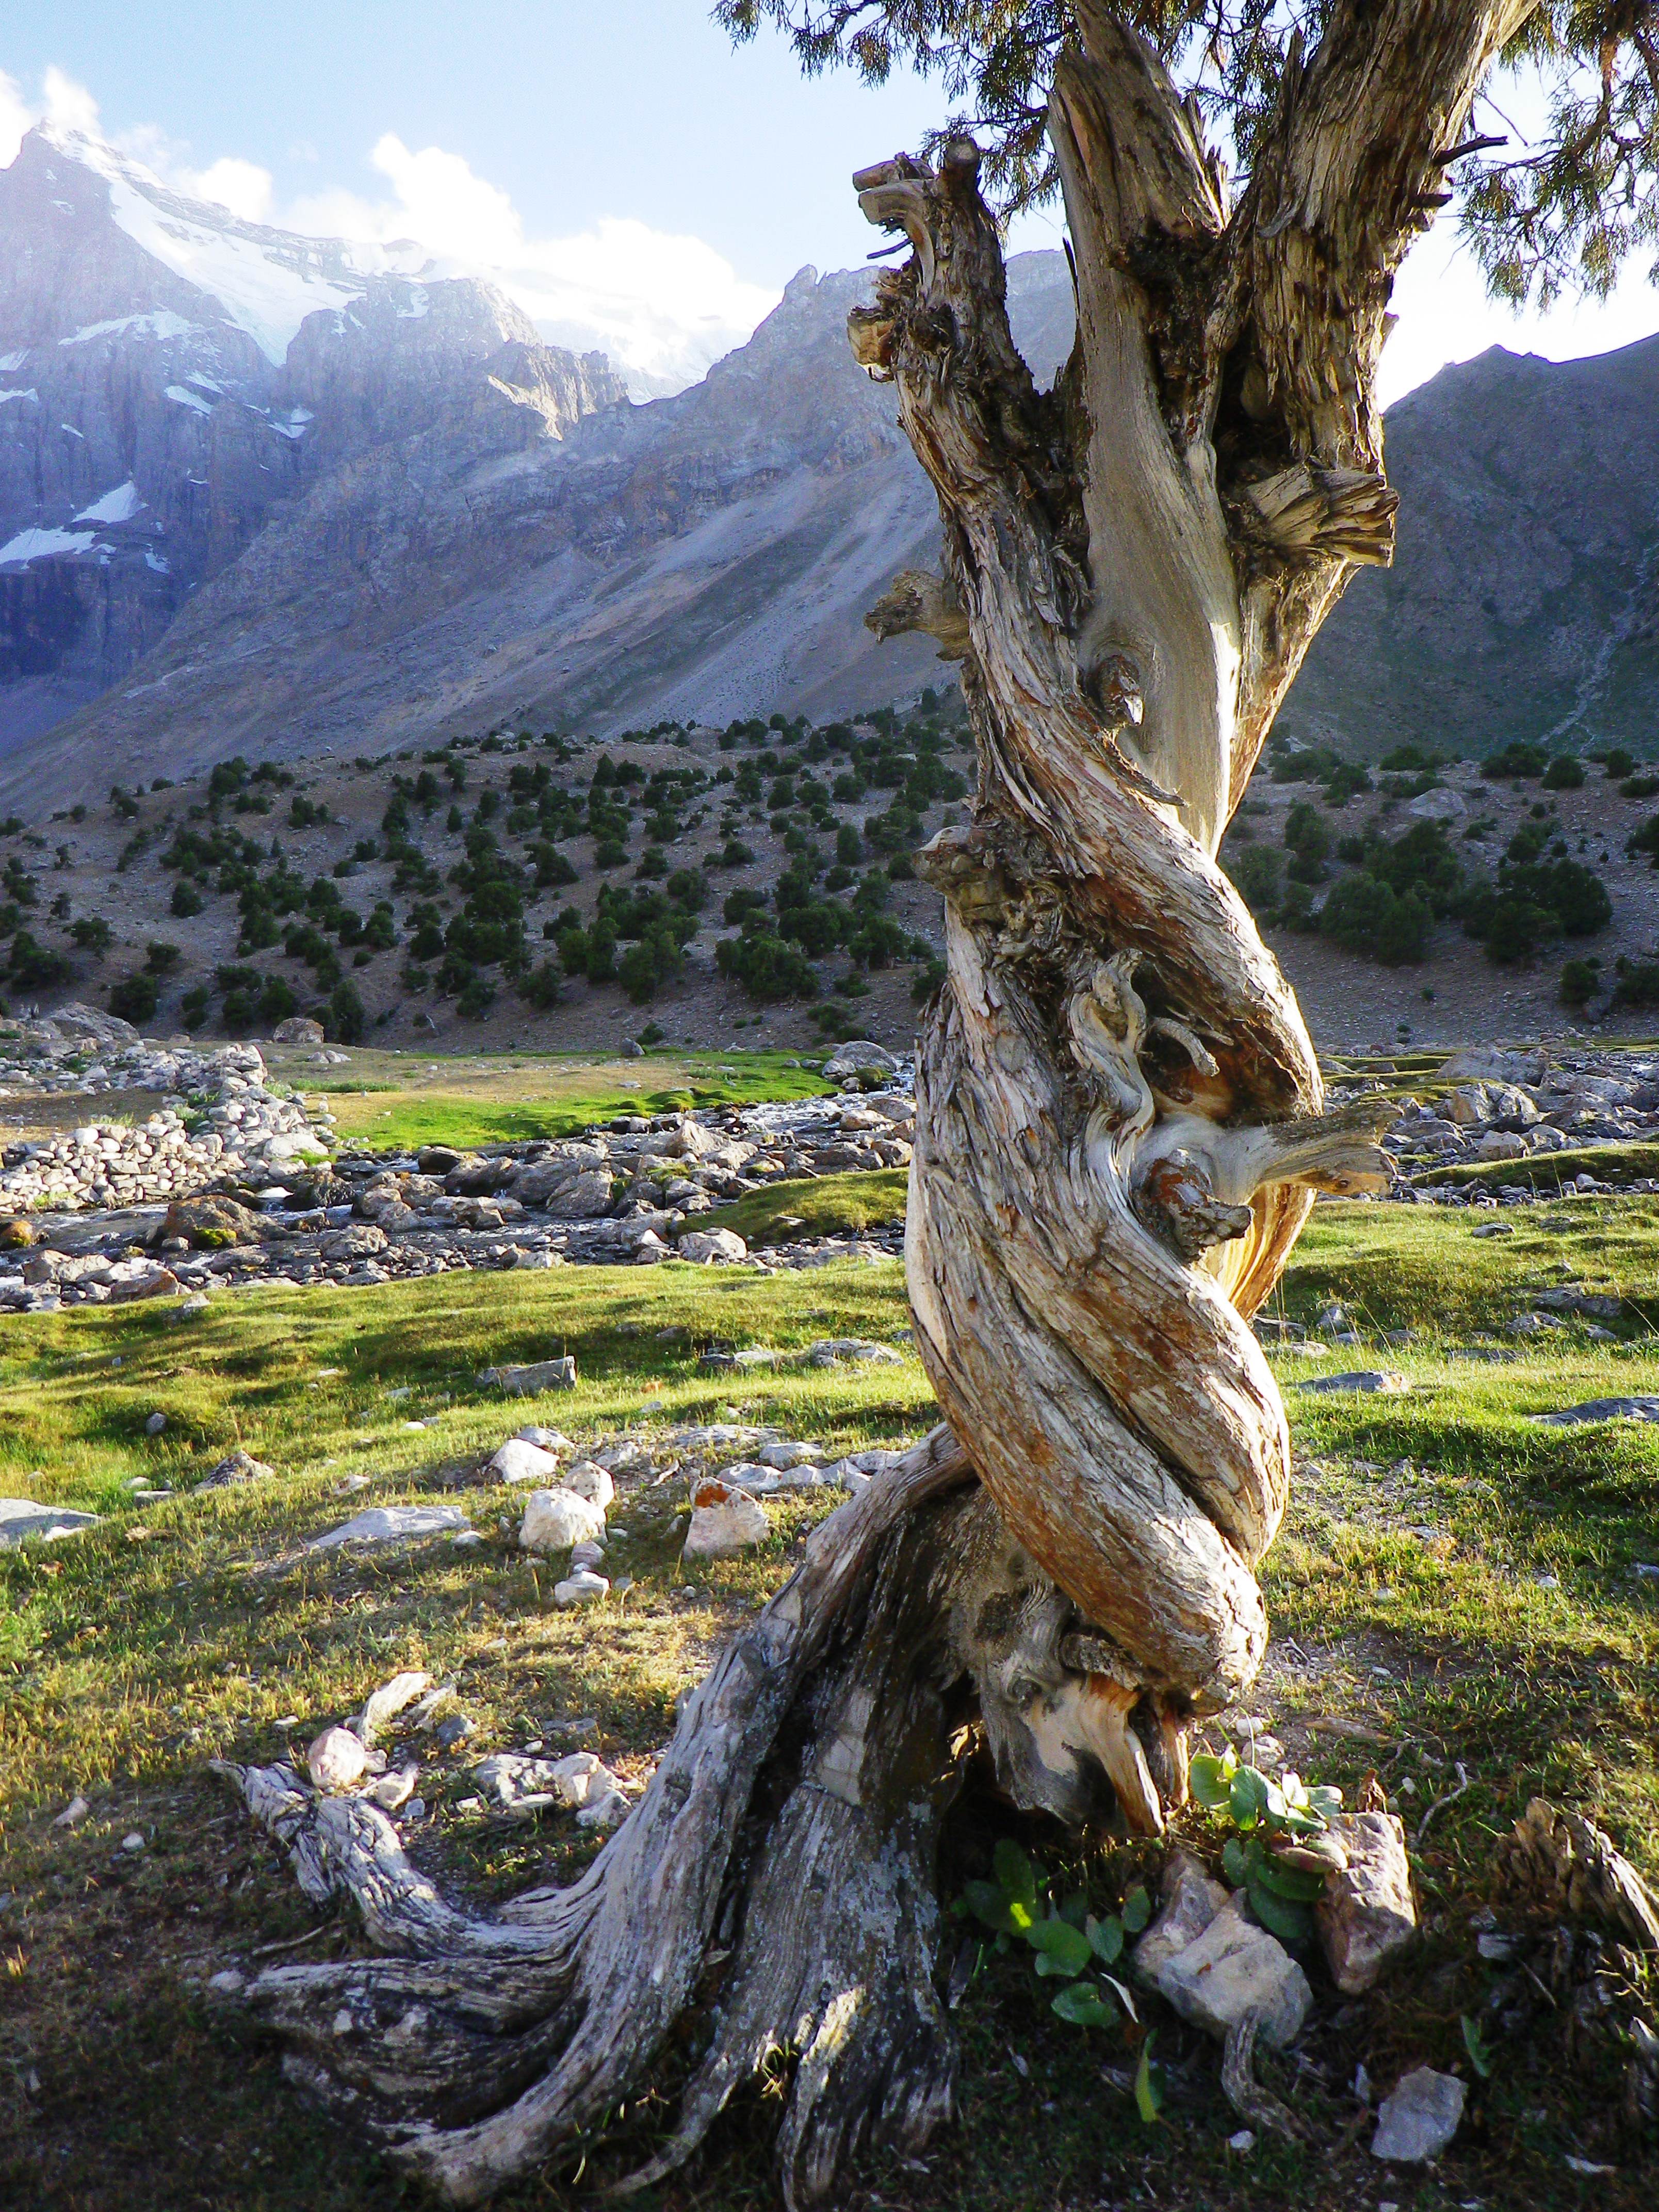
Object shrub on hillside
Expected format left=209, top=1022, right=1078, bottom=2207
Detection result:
left=1319, top=872, right=1430, bottom=963
left=1559, top=957, right=1598, bottom=1006
left=1541, top=754, right=1586, bottom=789
left=1483, top=742, right=1548, bottom=780
left=108, top=971, right=159, bottom=1024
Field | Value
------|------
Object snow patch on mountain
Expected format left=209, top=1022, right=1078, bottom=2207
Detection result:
left=59, top=309, right=201, bottom=347
left=73, top=480, right=145, bottom=524
left=0, top=525, right=96, bottom=564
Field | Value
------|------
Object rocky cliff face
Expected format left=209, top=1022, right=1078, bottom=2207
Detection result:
left=1283, top=334, right=1659, bottom=759
left=8, top=234, right=1076, bottom=805
left=0, top=125, right=622, bottom=770
left=5, top=111, right=1656, bottom=810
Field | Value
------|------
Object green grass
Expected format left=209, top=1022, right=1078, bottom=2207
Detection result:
left=1413, top=1137, right=1659, bottom=1191
left=704, top=1166, right=909, bottom=1244
left=278, top=1046, right=834, bottom=1152
left=2, top=1206, right=1656, bottom=2210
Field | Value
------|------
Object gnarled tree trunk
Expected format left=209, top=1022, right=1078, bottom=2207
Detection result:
left=214, top=5, right=1533, bottom=2202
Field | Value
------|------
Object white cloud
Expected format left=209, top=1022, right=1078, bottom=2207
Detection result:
left=0, top=71, right=30, bottom=167
left=177, top=156, right=273, bottom=224
left=282, top=133, right=777, bottom=394
left=41, top=64, right=99, bottom=139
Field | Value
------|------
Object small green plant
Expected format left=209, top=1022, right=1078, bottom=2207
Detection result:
left=1188, top=1744, right=1344, bottom=1944
left=957, top=1840, right=1151, bottom=2040
left=1461, top=2013, right=1497, bottom=2078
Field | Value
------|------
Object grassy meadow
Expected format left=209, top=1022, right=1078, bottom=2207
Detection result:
left=0, top=1198, right=1654, bottom=2209
left=270, top=1045, right=835, bottom=1153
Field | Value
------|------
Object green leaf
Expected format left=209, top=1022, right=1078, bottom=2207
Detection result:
left=1119, top=1884, right=1152, bottom=1934
left=1133, top=2034, right=1163, bottom=2124
left=1246, top=1875, right=1316, bottom=1946
left=1007, top=1897, right=1035, bottom=1933
left=1229, top=1765, right=1270, bottom=1830
left=961, top=1880, right=1017, bottom=1933
left=1027, top=1916, right=1093, bottom=1975
left=1461, top=2014, right=1495, bottom=2080
left=1221, top=1834, right=1249, bottom=1886
left=1051, top=1980, right=1119, bottom=2028
left=1252, top=1855, right=1328, bottom=1904
left=1059, top=1891, right=1088, bottom=1928
left=1189, top=1752, right=1232, bottom=1808
left=1306, top=1785, right=1344, bottom=1818
left=993, top=1839, right=1037, bottom=1910
left=1033, top=1951, right=1077, bottom=1977
left=1087, top=1913, right=1125, bottom=1964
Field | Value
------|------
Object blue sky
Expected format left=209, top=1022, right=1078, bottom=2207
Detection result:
left=2, top=2, right=1654, bottom=398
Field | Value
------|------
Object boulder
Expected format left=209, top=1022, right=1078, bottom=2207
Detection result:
left=549, top=1168, right=615, bottom=1218
left=683, top=1476, right=771, bottom=1559
left=519, top=1487, right=607, bottom=1553
left=1132, top=1851, right=1229, bottom=1986
left=561, top=1459, right=616, bottom=1509
left=306, top=1504, right=471, bottom=1552
left=1370, top=2068, right=1466, bottom=2163
left=1406, top=786, right=1466, bottom=822
left=194, top=1447, right=274, bottom=1492
left=823, top=1039, right=899, bottom=1076
left=1474, top=1129, right=1528, bottom=1161
left=756, top=1440, right=823, bottom=1470
left=1297, top=1371, right=1410, bottom=1395
left=1317, top=1812, right=1417, bottom=1993
left=1537, top=1395, right=1659, bottom=1426
left=272, top=1016, right=326, bottom=1045
left=320, top=1222, right=389, bottom=1261
left=0, top=1498, right=100, bottom=1546
left=554, top=1570, right=610, bottom=1607
left=489, top=1438, right=563, bottom=1486
left=164, top=1195, right=270, bottom=1249
left=1437, top=1046, right=1548, bottom=1086
left=1149, top=1894, right=1312, bottom=2047
left=306, top=1724, right=368, bottom=1792
left=677, top=1227, right=748, bottom=1264
left=806, top=1337, right=904, bottom=1367
left=662, top=1118, right=719, bottom=1160
left=515, top=1426, right=575, bottom=1453
left=482, top=1357, right=577, bottom=1394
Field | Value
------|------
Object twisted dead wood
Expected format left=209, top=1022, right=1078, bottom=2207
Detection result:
left=209, top=7, right=1536, bottom=2200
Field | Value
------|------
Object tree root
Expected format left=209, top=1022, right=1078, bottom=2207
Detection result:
left=1219, top=2010, right=1310, bottom=2141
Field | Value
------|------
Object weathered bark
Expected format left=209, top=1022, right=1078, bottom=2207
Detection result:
left=210, top=7, right=1534, bottom=2199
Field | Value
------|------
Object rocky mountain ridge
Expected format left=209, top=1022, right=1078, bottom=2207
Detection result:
left=0, top=125, right=623, bottom=767
left=1, top=116, right=1656, bottom=810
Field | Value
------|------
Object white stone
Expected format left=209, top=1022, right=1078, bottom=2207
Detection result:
left=684, top=1480, right=771, bottom=1558
left=53, top=1794, right=90, bottom=1828
left=561, top=1458, right=616, bottom=1508
left=514, top=1427, right=573, bottom=1453
left=0, top=1498, right=100, bottom=1546
left=490, top=1438, right=563, bottom=1486
left=1150, top=1894, right=1312, bottom=2047
left=823, top=1039, right=899, bottom=1076
left=1318, top=1812, right=1418, bottom=1994
left=1406, top=786, right=1466, bottom=822
left=1370, top=2068, right=1466, bottom=2163
left=519, top=1487, right=607, bottom=1553
left=553, top=1570, right=610, bottom=1607
left=757, top=1440, right=823, bottom=1469
left=306, top=1724, right=368, bottom=1792
left=306, top=1504, right=470, bottom=1552
left=483, top=1357, right=577, bottom=1394
left=1297, top=1371, right=1411, bottom=1395
left=1132, top=1851, right=1229, bottom=1986
left=677, top=1227, right=748, bottom=1264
